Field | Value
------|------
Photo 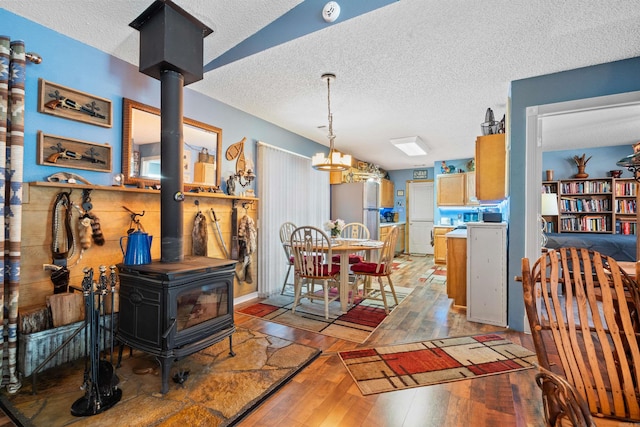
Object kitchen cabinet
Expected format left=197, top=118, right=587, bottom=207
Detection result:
left=396, top=224, right=405, bottom=254
left=433, top=226, right=454, bottom=264
left=380, top=178, right=395, bottom=208
left=475, top=133, right=506, bottom=201
left=437, top=174, right=465, bottom=206
left=467, top=222, right=507, bottom=326
left=465, top=172, right=478, bottom=205
left=446, top=230, right=467, bottom=307
left=436, top=173, right=477, bottom=206
left=380, top=223, right=406, bottom=255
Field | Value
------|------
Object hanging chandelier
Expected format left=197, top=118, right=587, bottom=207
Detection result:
left=311, top=73, right=352, bottom=172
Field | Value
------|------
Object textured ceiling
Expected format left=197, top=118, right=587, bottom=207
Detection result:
left=4, top=0, right=640, bottom=170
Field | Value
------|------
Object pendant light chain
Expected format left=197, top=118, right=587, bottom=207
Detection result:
left=327, top=75, right=334, bottom=143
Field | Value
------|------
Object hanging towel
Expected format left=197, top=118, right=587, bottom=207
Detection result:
left=192, top=211, right=208, bottom=256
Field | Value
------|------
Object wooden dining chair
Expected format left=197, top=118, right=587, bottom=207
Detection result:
left=279, top=221, right=297, bottom=294
left=350, top=225, right=399, bottom=314
left=535, top=366, right=597, bottom=427
left=332, top=222, right=370, bottom=265
left=290, top=226, right=340, bottom=319
left=520, top=247, right=640, bottom=426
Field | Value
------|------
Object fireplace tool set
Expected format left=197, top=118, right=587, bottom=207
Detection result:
left=70, top=265, right=122, bottom=416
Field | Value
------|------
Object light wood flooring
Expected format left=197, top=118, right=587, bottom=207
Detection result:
left=0, top=254, right=545, bottom=426
left=234, top=254, right=544, bottom=427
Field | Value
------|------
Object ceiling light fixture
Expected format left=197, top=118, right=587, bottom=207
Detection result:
left=390, top=136, right=427, bottom=156
left=312, top=73, right=352, bottom=172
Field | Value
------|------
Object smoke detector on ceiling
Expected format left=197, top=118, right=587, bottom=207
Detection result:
left=323, top=2, right=341, bottom=23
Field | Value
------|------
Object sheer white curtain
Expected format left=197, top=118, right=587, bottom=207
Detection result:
left=257, top=142, right=330, bottom=297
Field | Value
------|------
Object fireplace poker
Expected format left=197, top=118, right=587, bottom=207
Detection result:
left=109, top=265, right=117, bottom=365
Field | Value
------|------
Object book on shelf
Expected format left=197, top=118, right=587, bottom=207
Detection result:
left=615, top=219, right=637, bottom=235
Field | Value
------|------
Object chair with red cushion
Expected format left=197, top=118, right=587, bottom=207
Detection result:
left=350, top=225, right=399, bottom=314
left=290, top=226, right=340, bottom=319
left=331, top=222, right=370, bottom=265
left=279, top=222, right=297, bottom=294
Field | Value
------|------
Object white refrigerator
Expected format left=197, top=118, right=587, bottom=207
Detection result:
left=331, top=181, right=380, bottom=240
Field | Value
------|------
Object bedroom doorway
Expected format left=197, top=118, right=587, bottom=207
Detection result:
left=524, top=90, right=640, bottom=265
left=524, top=91, right=640, bottom=329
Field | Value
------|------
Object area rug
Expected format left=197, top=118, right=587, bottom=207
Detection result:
left=237, top=286, right=414, bottom=343
left=390, top=254, right=412, bottom=270
left=0, top=328, right=320, bottom=427
left=420, top=265, right=447, bottom=284
left=339, top=334, right=537, bottom=395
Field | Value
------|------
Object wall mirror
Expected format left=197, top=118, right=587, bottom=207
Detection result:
left=122, top=98, right=222, bottom=190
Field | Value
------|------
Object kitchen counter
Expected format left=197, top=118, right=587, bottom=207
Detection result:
left=380, top=221, right=406, bottom=227
left=445, top=229, right=467, bottom=239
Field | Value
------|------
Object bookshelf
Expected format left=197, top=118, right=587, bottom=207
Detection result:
left=614, top=178, right=637, bottom=235
left=541, top=181, right=559, bottom=233
left=543, top=177, right=637, bottom=235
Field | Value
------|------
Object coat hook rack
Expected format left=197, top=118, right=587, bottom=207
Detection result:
left=233, top=200, right=254, bottom=211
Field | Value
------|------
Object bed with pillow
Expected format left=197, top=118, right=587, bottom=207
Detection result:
left=544, top=232, right=636, bottom=262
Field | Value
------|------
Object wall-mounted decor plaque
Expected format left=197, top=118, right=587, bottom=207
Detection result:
left=37, top=79, right=112, bottom=128
left=37, top=131, right=112, bottom=172
left=413, top=169, right=428, bottom=179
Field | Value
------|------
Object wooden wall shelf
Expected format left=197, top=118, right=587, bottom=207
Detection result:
left=26, top=182, right=258, bottom=203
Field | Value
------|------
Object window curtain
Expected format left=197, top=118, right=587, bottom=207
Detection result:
left=0, top=37, right=25, bottom=392
left=257, top=142, right=330, bottom=297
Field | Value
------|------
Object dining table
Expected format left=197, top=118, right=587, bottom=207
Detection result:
left=329, top=238, right=383, bottom=313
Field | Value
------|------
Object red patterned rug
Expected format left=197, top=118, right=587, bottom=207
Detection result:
left=339, top=334, right=537, bottom=395
left=237, top=286, right=414, bottom=343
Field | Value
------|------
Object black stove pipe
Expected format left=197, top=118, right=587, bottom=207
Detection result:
left=130, top=0, right=212, bottom=264
left=160, top=69, right=184, bottom=263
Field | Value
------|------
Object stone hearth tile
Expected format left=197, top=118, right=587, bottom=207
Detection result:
left=189, top=369, right=288, bottom=419
left=156, top=404, right=224, bottom=427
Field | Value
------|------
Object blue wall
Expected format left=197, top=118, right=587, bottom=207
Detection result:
left=510, top=57, right=640, bottom=331
left=542, top=145, right=633, bottom=181
left=1, top=9, right=326, bottom=192
left=387, top=168, right=434, bottom=222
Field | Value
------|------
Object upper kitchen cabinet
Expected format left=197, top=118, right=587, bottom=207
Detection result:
left=465, top=172, right=479, bottom=206
left=437, top=173, right=477, bottom=206
left=380, top=178, right=395, bottom=208
left=437, top=174, right=466, bottom=206
left=475, top=134, right=507, bottom=201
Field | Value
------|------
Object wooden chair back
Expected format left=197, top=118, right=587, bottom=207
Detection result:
left=290, top=226, right=334, bottom=279
left=521, top=247, right=640, bottom=423
left=279, top=221, right=296, bottom=263
left=365, top=226, right=398, bottom=275
left=341, top=222, right=370, bottom=240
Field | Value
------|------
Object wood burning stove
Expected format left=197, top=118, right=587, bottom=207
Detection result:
left=121, top=1, right=231, bottom=395
left=117, top=256, right=236, bottom=393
